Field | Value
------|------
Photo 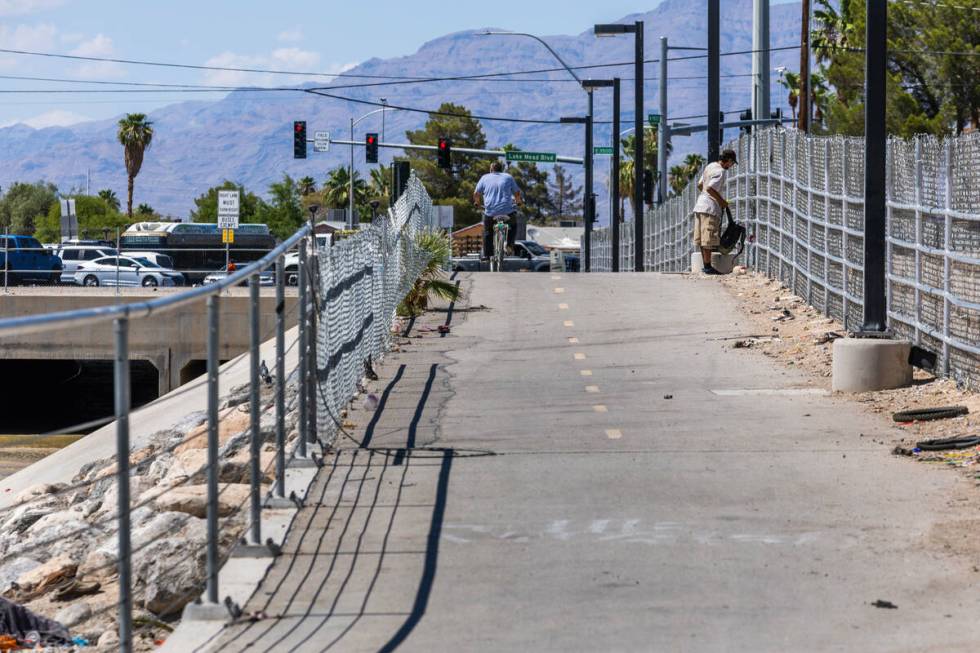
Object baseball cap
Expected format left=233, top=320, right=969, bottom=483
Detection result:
left=721, top=149, right=738, bottom=164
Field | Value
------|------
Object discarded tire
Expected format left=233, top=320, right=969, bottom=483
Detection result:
left=892, top=406, right=969, bottom=423
left=915, top=436, right=980, bottom=451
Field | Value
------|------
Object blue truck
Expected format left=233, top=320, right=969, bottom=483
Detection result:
left=0, top=235, right=63, bottom=285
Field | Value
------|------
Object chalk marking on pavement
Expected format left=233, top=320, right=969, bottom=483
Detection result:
left=568, top=337, right=580, bottom=344
left=605, top=429, right=622, bottom=439
left=589, top=520, right=611, bottom=534
left=559, top=303, right=569, bottom=310
left=593, top=405, right=608, bottom=413
left=580, top=370, right=592, bottom=376
left=574, top=352, right=587, bottom=360
left=554, top=287, right=565, bottom=294
left=586, top=385, right=600, bottom=393
left=563, top=320, right=574, bottom=327
left=710, top=388, right=830, bottom=397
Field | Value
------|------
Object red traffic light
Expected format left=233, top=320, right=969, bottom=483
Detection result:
left=439, top=140, right=447, bottom=150
left=294, top=122, right=304, bottom=132
left=367, top=135, right=376, bottom=144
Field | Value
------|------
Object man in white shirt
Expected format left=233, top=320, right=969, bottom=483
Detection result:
left=692, top=149, right=738, bottom=275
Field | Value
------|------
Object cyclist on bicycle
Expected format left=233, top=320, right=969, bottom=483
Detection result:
left=473, top=161, right=524, bottom=261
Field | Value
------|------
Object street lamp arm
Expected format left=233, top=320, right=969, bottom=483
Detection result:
left=352, top=106, right=392, bottom=128
left=480, top=31, right=582, bottom=84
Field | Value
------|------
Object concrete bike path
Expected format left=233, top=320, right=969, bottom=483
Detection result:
left=199, top=272, right=980, bottom=652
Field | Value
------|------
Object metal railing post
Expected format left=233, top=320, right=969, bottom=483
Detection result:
left=205, top=294, right=220, bottom=604
left=248, top=275, right=262, bottom=546
left=113, top=317, right=133, bottom=653
left=307, top=245, right=318, bottom=445
left=274, top=255, right=286, bottom=497
left=297, top=243, right=309, bottom=459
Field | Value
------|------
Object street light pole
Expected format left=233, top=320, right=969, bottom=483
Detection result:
left=658, top=36, right=668, bottom=206
left=612, top=77, right=621, bottom=273
left=585, top=92, right=594, bottom=273
left=595, top=22, right=645, bottom=271
left=707, top=0, right=721, bottom=162
left=348, top=106, right=394, bottom=230
left=862, top=0, right=887, bottom=332
left=634, top=21, right=644, bottom=271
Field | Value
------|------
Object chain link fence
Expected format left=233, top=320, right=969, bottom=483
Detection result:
left=313, top=173, right=433, bottom=445
left=590, top=128, right=980, bottom=390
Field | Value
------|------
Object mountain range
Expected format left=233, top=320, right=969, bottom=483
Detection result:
left=0, top=0, right=803, bottom=220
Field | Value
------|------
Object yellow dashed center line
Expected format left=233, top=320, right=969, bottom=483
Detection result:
left=574, top=353, right=587, bottom=360
left=554, top=287, right=565, bottom=294
left=559, top=303, right=569, bottom=310
left=593, top=405, right=608, bottom=413
left=568, top=337, right=580, bottom=344
left=580, top=370, right=593, bottom=376
left=563, top=320, right=574, bottom=327
left=606, top=429, right=623, bottom=440
left=551, top=276, right=562, bottom=280
left=585, top=385, right=600, bottom=393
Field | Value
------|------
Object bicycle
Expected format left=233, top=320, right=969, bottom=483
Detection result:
left=491, top=216, right=509, bottom=272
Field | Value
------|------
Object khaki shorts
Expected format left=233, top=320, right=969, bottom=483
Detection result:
left=693, top=212, right=721, bottom=248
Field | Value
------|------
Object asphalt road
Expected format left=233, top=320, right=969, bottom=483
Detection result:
left=204, top=272, right=980, bottom=652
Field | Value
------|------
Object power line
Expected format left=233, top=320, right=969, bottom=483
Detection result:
left=896, top=0, right=980, bottom=12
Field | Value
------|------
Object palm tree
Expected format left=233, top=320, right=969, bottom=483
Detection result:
left=322, top=166, right=368, bottom=209
left=117, top=113, right=154, bottom=218
left=683, top=153, right=706, bottom=174
left=98, top=189, right=120, bottom=211
left=812, top=0, right=854, bottom=65
left=136, top=203, right=155, bottom=215
left=778, top=71, right=802, bottom=127
left=368, top=167, right=391, bottom=201
left=668, top=165, right=691, bottom=195
left=397, top=231, right=460, bottom=316
left=298, top=176, right=316, bottom=196
left=619, top=127, right=672, bottom=217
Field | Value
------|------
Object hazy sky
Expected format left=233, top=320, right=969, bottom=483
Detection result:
left=0, top=0, right=797, bottom=128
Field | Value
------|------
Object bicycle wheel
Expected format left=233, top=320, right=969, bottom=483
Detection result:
left=494, top=228, right=506, bottom=271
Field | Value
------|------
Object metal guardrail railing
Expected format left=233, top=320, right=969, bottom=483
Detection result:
left=0, top=173, right=436, bottom=651
left=590, top=128, right=980, bottom=391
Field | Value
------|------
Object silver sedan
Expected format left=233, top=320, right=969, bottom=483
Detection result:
left=74, top=256, right=185, bottom=287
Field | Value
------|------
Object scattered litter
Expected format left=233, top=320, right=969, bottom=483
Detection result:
left=892, top=406, right=969, bottom=423
left=813, top=331, right=843, bottom=345
left=916, top=436, right=980, bottom=451
left=363, top=394, right=380, bottom=412
left=871, top=599, right=898, bottom=609
left=438, top=324, right=451, bottom=334
left=663, top=394, right=673, bottom=400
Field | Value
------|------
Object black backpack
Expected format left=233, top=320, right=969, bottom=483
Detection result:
left=719, top=206, right=746, bottom=257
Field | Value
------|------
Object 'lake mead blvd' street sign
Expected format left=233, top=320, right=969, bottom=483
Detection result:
left=505, top=151, right=557, bottom=163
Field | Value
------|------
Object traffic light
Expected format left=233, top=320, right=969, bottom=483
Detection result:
left=740, top=108, right=753, bottom=135
left=293, top=121, right=306, bottom=159
left=365, top=133, right=379, bottom=163
left=437, top=138, right=452, bottom=169
left=643, top=169, right=654, bottom=205
left=718, top=111, right=725, bottom=143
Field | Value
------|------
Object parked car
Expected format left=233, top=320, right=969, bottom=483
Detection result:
left=119, top=250, right=175, bottom=270
left=56, top=245, right=119, bottom=283
left=74, top=255, right=184, bottom=287
left=282, top=235, right=331, bottom=286
left=202, top=263, right=274, bottom=287
left=0, top=235, right=62, bottom=285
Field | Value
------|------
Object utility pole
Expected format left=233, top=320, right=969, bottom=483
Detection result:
left=633, top=20, right=644, bottom=272
left=611, top=77, right=621, bottom=273
left=752, top=0, right=771, bottom=128
left=862, top=0, right=887, bottom=332
left=799, top=0, right=811, bottom=133
left=707, top=0, right=720, bottom=161
left=658, top=36, right=668, bottom=206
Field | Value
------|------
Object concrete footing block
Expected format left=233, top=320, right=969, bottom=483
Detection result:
left=832, top=338, right=913, bottom=393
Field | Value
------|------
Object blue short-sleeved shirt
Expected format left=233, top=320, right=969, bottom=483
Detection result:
left=476, top=172, right=520, bottom=217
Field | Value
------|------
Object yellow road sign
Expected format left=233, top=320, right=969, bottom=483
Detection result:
left=222, top=228, right=234, bottom=244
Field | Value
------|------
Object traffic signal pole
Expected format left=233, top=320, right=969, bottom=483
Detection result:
left=611, top=77, right=621, bottom=273
left=658, top=36, right=668, bottom=206
left=585, top=91, right=594, bottom=273
left=707, top=0, right=720, bottom=162
left=862, top=0, right=887, bottom=332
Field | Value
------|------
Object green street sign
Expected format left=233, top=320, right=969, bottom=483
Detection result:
left=648, top=113, right=661, bottom=126
left=506, top=151, right=557, bottom=163
left=593, top=146, right=614, bottom=156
